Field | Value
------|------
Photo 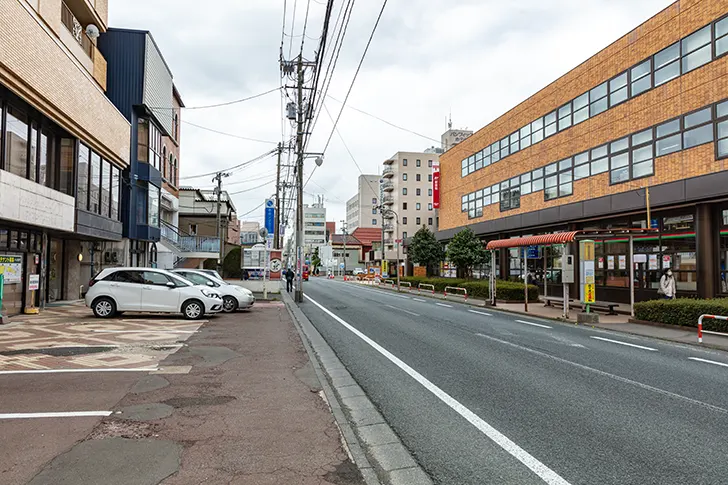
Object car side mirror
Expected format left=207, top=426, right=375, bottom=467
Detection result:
left=166, top=281, right=176, bottom=288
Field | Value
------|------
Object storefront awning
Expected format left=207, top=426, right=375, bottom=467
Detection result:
left=484, top=229, right=659, bottom=250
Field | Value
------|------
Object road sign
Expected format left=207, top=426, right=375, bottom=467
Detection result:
left=264, top=198, right=275, bottom=234
left=584, top=283, right=595, bottom=303
left=28, top=274, right=40, bottom=291
left=270, top=258, right=282, bottom=272
left=339, top=262, right=345, bottom=269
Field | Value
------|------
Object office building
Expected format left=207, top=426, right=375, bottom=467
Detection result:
left=346, top=174, right=380, bottom=231
left=303, top=201, right=327, bottom=254
left=0, top=0, right=130, bottom=315
left=438, top=0, right=728, bottom=302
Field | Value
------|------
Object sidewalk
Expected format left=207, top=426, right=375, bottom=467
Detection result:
left=356, top=282, right=728, bottom=352
left=27, top=302, right=365, bottom=485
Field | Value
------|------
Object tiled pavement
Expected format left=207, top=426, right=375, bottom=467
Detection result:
left=0, top=302, right=205, bottom=371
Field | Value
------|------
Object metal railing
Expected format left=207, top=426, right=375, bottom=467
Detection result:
left=382, top=166, right=394, bottom=178
left=382, top=196, right=394, bottom=205
left=161, top=221, right=220, bottom=253
left=382, top=182, right=394, bottom=191
left=697, top=314, right=728, bottom=343
left=61, top=2, right=93, bottom=57
left=444, top=286, right=468, bottom=301
left=418, top=283, right=435, bottom=295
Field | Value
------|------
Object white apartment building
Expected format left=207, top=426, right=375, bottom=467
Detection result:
left=346, top=174, right=380, bottom=232
left=303, top=202, right=327, bottom=254
left=381, top=151, right=439, bottom=267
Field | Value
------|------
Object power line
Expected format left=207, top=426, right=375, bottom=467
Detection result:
left=238, top=201, right=266, bottom=218
left=180, top=150, right=277, bottom=181
left=146, top=87, right=280, bottom=110
left=227, top=178, right=276, bottom=196
left=182, top=121, right=279, bottom=145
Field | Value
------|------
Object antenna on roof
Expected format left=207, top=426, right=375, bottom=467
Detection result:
left=448, top=110, right=452, bottom=130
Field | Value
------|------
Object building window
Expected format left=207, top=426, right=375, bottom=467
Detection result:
left=717, top=16, right=728, bottom=57
left=500, top=177, right=521, bottom=211
left=573, top=151, right=590, bottom=180
left=428, top=188, right=432, bottom=196
left=416, top=174, right=421, bottom=182
left=416, top=188, right=421, bottom=196
left=717, top=102, right=728, bottom=158
left=402, top=173, right=407, bottom=181
left=372, top=208, right=377, bottom=214
left=428, top=160, right=433, bottom=167
left=590, top=81, right=608, bottom=117
left=402, top=217, right=407, bottom=224
left=631, top=59, right=652, bottom=96
left=402, top=159, right=408, bottom=166
left=654, top=43, right=680, bottom=86
left=720, top=208, right=728, bottom=293
left=662, top=214, right=697, bottom=292
left=5, top=106, right=29, bottom=178
left=403, top=202, right=407, bottom=210
left=428, top=174, right=432, bottom=182
left=403, top=232, right=407, bottom=239
left=428, top=203, right=433, bottom=210
left=189, top=224, right=197, bottom=235
left=682, top=25, right=711, bottom=73
left=656, top=118, right=682, bottom=156
left=609, top=72, right=628, bottom=107
left=59, top=138, right=74, bottom=195
left=402, top=188, right=407, bottom=195
left=111, top=166, right=120, bottom=221
left=148, top=185, right=160, bottom=227
left=545, top=158, right=573, bottom=200
left=137, top=183, right=148, bottom=225
left=89, top=152, right=101, bottom=213
left=416, top=217, right=421, bottom=225
left=372, top=197, right=377, bottom=204
left=683, top=107, right=714, bottom=149
left=162, top=146, right=167, bottom=179
left=416, top=159, right=421, bottom=167
left=372, top=219, right=377, bottom=225
left=609, top=137, right=630, bottom=184
left=416, top=203, right=421, bottom=210
left=77, top=144, right=89, bottom=209
left=428, top=217, right=433, bottom=225
left=558, top=103, right=572, bottom=131
left=101, top=159, right=111, bottom=218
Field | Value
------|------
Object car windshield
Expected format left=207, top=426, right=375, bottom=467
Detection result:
left=202, top=269, right=223, bottom=280
left=167, top=273, right=192, bottom=287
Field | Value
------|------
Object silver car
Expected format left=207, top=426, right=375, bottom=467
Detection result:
left=172, top=269, right=255, bottom=313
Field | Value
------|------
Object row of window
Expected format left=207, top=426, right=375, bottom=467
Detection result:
left=0, top=228, right=43, bottom=253
left=77, top=143, right=122, bottom=221
left=401, top=202, right=433, bottom=211
left=1, top=101, right=75, bottom=195
left=402, top=159, right=434, bottom=168
left=138, top=119, right=164, bottom=171
left=402, top=173, right=433, bottom=182
left=461, top=15, right=728, bottom=178
left=461, top=98, right=728, bottom=218
left=401, top=187, right=433, bottom=197
left=399, top=217, right=433, bottom=226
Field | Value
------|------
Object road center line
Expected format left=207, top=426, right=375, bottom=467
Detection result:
left=516, top=320, right=552, bottom=329
left=0, top=368, right=158, bottom=375
left=305, top=294, right=572, bottom=485
left=590, top=336, right=657, bottom=351
left=384, top=304, right=420, bottom=317
left=0, top=411, right=112, bottom=419
left=435, top=303, right=452, bottom=308
left=476, top=332, right=728, bottom=415
left=688, top=357, right=728, bottom=368
left=469, top=310, right=492, bottom=316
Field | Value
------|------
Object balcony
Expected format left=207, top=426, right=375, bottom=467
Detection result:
left=383, top=223, right=394, bottom=232
left=383, top=158, right=394, bottom=165
left=382, top=182, right=394, bottom=192
left=382, top=195, right=394, bottom=205
left=61, top=2, right=93, bottom=58
left=161, top=221, right=220, bottom=259
left=60, top=1, right=108, bottom=90
left=382, top=166, right=394, bottom=178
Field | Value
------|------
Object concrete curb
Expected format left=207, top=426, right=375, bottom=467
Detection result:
left=282, top=290, right=433, bottom=485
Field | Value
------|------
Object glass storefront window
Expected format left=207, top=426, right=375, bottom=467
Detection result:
left=5, top=106, right=29, bottom=178
left=148, top=185, right=160, bottom=227
left=662, top=214, right=696, bottom=291
left=77, top=144, right=89, bottom=210
left=136, top=183, right=148, bottom=225
left=59, top=139, right=74, bottom=196
left=101, top=160, right=111, bottom=218
left=89, top=152, right=101, bottom=213
left=137, top=119, right=149, bottom=163
left=9, top=231, right=18, bottom=249
left=720, top=210, right=728, bottom=294
left=0, top=229, right=7, bottom=249
left=111, top=166, right=120, bottom=221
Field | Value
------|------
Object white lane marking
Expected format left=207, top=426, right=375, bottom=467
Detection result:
left=477, top=332, right=728, bottom=415
left=305, top=295, right=572, bottom=485
left=689, top=357, right=728, bottom=368
left=384, top=304, right=421, bottom=317
left=412, top=298, right=426, bottom=302
left=516, top=320, right=552, bottom=329
left=396, top=295, right=410, bottom=299
left=435, top=303, right=452, bottom=308
left=0, top=411, right=112, bottom=419
left=589, top=336, right=657, bottom=351
left=91, top=330, right=196, bottom=334
left=0, top=368, right=158, bottom=375
left=469, top=310, right=493, bottom=316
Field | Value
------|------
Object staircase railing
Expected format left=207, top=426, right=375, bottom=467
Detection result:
left=161, top=221, right=220, bottom=253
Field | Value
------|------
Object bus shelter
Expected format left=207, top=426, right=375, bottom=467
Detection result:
left=485, top=229, right=658, bottom=318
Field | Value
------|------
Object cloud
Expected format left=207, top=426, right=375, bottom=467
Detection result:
left=109, top=0, right=673, bottom=229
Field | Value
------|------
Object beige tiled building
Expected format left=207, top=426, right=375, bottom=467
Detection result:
left=0, top=0, right=131, bottom=316
left=346, top=174, right=380, bottom=232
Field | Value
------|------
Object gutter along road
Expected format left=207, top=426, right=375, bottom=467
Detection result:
left=299, top=278, right=728, bottom=485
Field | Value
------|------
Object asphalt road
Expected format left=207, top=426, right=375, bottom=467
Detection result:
left=299, top=278, right=728, bottom=485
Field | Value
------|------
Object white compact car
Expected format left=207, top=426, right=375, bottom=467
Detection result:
left=172, top=269, right=255, bottom=312
left=85, top=267, right=223, bottom=320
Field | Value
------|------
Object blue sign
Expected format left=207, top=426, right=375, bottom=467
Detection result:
left=264, top=199, right=275, bottom=235
left=526, top=245, right=540, bottom=259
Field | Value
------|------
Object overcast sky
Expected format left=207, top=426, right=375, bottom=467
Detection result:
left=109, top=0, right=672, bottom=232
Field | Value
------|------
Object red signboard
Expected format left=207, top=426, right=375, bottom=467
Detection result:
left=432, top=162, right=440, bottom=209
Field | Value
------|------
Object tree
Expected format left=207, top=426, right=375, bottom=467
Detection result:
left=408, top=226, right=445, bottom=276
left=311, top=247, right=321, bottom=273
left=446, top=227, right=486, bottom=279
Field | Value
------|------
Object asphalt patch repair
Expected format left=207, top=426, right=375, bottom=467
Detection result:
left=163, top=395, right=236, bottom=408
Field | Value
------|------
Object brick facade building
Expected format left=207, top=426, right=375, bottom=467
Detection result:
left=438, top=0, right=728, bottom=302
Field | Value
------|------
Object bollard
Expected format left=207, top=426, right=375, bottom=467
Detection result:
left=698, top=321, right=703, bottom=343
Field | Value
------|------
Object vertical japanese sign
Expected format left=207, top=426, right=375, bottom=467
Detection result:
left=264, top=199, right=275, bottom=235
left=432, top=161, right=440, bottom=209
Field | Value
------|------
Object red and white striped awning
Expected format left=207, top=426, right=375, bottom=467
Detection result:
left=485, top=231, right=580, bottom=250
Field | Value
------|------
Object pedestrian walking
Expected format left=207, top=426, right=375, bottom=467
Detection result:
left=658, top=269, right=676, bottom=299
left=285, top=267, right=294, bottom=292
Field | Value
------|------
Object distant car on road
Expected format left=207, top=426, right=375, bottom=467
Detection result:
left=85, top=267, right=223, bottom=320
left=353, top=268, right=365, bottom=275
left=172, top=269, right=255, bottom=312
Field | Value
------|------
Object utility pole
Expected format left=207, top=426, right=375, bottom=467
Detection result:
left=341, top=220, right=348, bottom=277
left=295, top=55, right=305, bottom=303
left=214, top=171, right=229, bottom=275
left=274, top=143, right=282, bottom=250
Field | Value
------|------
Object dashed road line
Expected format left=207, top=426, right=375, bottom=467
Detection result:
left=435, top=303, right=453, bottom=308
left=516, top=320, right=552, bottom=329
left=412, top=298, right=426, bottom=302
left=590, top=336, right=657, bottom=351
left=384, top=304, right=420, bottom=317
left=688, top=357, right=728, bottom=368
left=468, top=310, right=492, bottom=316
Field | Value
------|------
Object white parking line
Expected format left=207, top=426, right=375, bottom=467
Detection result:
left=0, top=368, right=158, bottom=375
left=0, top=411, right=112, bottom=419
left=590, top=336, right=657, bottom=351
left=384, top=304, right=420, bottom=317
left=469, top=310, right=492, bottom=316
left=435, top=303, right=452, bottom=308
left=689, top=357, right=728, bottom=368
left=516, top=320, right=552, bottom=329
left=305, top=295, right=572, bottom=485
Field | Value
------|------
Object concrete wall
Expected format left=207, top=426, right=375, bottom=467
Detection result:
left=0, top=170, right=75, bottom=232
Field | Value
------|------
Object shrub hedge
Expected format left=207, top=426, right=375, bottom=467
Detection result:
left=634, top=298, right=728, bottom=332
left=397, top=276, right=538, bottom=302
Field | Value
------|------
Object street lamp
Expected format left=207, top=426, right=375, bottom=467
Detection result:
left=383, top=208, right=401, bottom=292
left=295, top=152, right=325, bottom=303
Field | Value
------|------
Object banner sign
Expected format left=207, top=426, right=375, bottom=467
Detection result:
left=264, top=199, right=275, bottom=235
left=432, top=161, right=440, bottom=209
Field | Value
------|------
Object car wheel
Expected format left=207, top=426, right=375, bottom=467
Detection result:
left=92, top=297, right=116, bottom=318
left=222, top=296, right=238, bottom=313
left=182, top=299, right=205, bottom=320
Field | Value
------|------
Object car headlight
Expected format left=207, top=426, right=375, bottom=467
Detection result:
left=201, top=289, right=221, bottom=299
